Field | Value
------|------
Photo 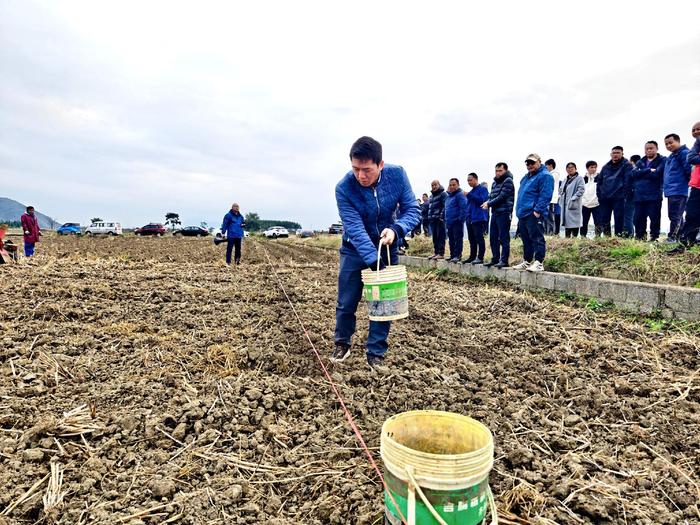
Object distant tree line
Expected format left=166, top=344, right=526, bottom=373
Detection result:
left=244, top=212, right=300, bottom=232
left=2, top=221, right=21, bottom=228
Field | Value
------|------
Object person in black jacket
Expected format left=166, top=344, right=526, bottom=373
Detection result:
left=482, top=162, right=515, bottom=268
left=631, top=141, right=665, bottom=241
left=596, top=146, right=633, bottom=236
left=428, top=180, right=447, bottom=259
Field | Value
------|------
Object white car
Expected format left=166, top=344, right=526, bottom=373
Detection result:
left=262, top=226, right=289, bottom=238
left=84, top=221, right=123, bottom=236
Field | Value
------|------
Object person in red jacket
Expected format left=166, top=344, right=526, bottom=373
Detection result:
left=20, top=206, right=41, bottom=257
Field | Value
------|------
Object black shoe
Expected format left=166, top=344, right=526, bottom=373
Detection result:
left=461, top=258, right=475, bottom=264
left=666, top=245, right=686, bottom=256
left=494, top=262, right=508, bottom=269
left=330, top=343, right=350, bottom=362
left=471, top=258, right=483, bottom=265
left=483, top=261, right=497, bottom=268
left=367, top=355, right=388, bottom=372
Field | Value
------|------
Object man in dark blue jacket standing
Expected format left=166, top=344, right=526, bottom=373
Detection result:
left=482, top=163, right=515, bottom=268
left=428, top=180, right=447, bottom=259
left=663, top=133, right=691, bottom=242
left=596, top=146, right=633, bottom=236
left=420, top=193, right=431, bottom=236
left=445, top=178, right=468, bottom=262
left=331, top=136, right=420, bottom=368
left=631, top=141, right=665, bottom=241
left=513, top=154, right=554, bottom=272
left=221, top=203, right=246, bottom=265
left=463, top=173, right=489, bottom=264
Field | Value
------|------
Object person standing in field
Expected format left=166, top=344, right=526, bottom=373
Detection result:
left=220, top=203, right=245, bottom=265
left=513, top=154, right=554, bottom=272
left=427, top=180, right=447, bottom=259
left=631, top=141, right=665, bottom=241
left=668, top=121, right=700, bottom=254
left=463, top=173, right=489, bottom=264
left=482, top=162, right=514, bottom=268
left=21, top=206, right=41, bottom=257
left=544, top=159, right=560, bottom=235
left=596, top=146, right=633, bottom=237
left=420, top=193, right=431, bottom=237
left=663, top=133, right=691, bottom=242
left=558, top=162, right=585, bottom=238
left=444, top=177, right=468, bottom=263
left=332, top=136, right=420, bottom=368
left=580, top=161, right=601, bottom=237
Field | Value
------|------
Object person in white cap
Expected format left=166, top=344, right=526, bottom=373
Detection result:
left=513, top=154, right=554, bottom=272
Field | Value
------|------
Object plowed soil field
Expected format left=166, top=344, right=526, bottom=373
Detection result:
left=1, top=236, right=698, bottom=524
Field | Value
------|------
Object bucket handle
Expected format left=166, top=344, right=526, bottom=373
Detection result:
left=405, top=466, right=499, bottom=525
left=376, top=242, right=392, bottom=272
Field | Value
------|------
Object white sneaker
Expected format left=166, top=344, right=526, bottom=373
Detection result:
left=527, top=261, right=544, bottom=272
left=512, top=260, right=531, bottom=271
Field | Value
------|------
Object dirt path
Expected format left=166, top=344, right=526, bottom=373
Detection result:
left=1, top=236, right=698, bottom=524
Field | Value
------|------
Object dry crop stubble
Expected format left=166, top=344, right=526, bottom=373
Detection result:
left=0, top=236, right=698, bottom=524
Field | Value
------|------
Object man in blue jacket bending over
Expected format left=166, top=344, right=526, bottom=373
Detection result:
left=331, top=136, right=420, bottom=368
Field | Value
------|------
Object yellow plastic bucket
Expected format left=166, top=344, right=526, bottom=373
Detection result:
left=380, top=410, right=497, bottom=525
left=361, top=244, right=409, bottom=321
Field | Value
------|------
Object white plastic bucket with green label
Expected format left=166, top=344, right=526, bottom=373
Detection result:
left=381, top=410, right=497, bottom=525
left=361, top=245, right=409, bottom=321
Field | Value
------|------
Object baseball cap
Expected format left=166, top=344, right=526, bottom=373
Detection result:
left=525, top=153, right=541, bottom=162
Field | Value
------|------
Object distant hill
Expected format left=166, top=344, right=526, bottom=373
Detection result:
left=0, top=197, right=58, bottom=229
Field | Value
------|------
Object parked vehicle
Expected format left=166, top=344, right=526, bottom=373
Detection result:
left=173, top=226, right=210, bottom=237
left=328, top=223, right=343, bottom=234
left=134, top=223, right=167, bottom=236
left=262, top=226, right=289, bottom=238
left=57, top=223, right=81, bottom=235
left=84, top=221, right=123, bottom=236
left=299, top=230, right=315, bottom=238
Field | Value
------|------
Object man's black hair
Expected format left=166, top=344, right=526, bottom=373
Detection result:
left=545, top=159, right=556, bottom=169
left=612, top=146, right=624, bottom=152
left=566, top=162, right=577, bottom=169
left=630, top=155, right=641, bottom=163
left=422, top=193, right=429, bottom=198
left=646, top=140, right=658, bottom=147
left=449, top=177, right=460, bottom=185
left=349, top=136, right=382, bottom=165
left=467, top=172, right=478, bottom=180
left=664, top=133, right=680, bottom=142
left=585, top=160, right=597, bottom=169
left=26, top=206, right=34, bottom=212
left=495, top=162, right=508, bottom=170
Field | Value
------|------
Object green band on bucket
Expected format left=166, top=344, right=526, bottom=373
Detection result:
left=363, top=281, right=408, bottom=301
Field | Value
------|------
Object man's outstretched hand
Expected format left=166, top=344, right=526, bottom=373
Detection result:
left=379, top=228, right=396, bottom=245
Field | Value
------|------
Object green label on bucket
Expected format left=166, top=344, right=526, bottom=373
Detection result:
left=384, top=474, right=489, bottom=525
left=363, top=281, right=408, bottom=301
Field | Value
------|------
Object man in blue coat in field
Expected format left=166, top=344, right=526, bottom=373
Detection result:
left=663, top=133, right=691, bottom=242
left=444, top=177, right=468, bottom=262
left=631, top=141, right=665, bottom=241
left=221, top=203, right=245, bottom=265
left=513, top=154, right=554, bottom=272
left=332, top=136, right=420, bottom=369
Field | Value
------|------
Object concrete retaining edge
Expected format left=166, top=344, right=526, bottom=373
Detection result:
left=399, top=256, right=700, bottom=322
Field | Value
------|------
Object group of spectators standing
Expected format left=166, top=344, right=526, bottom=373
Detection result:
left=416, top=120, right=700, bottom=271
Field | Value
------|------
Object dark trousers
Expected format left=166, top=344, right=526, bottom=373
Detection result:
left=580, top=206, right=601, bottom=238
left=545, top=203, right=556, bottom=234
left=334, top=246, right=397, bottom=358
left=633, top=200, right=662, bottom=240
left=680, top=188, right=700, bottom=245
left=226, top=238, right=242, bottom=264
left=598, top=197, right=625, bottom=236
left=667, top=195, right=687, bottom=240
left=565, top=228, right=579, bottom=238
left=430, top=219, right=445, bottom=256
left=467, top=221, right=487, bottom=260
left=24, top=242, right=35, bottom=257
left=489, top=214, right=511, bottom=264
left=623, top=198, right=635, bottom=237
left=447, top=222, right=464, bottom=260
left=422, top=219, right=431, bottom=237
left=519, top=214, right=546, bottom=262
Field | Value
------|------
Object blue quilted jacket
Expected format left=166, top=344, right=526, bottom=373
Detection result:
left=336, top=164, right=420, bottom=266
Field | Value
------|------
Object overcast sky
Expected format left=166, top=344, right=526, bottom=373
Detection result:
left=2, top=1, right=699, bottom=229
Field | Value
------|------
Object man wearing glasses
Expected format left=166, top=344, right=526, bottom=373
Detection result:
left=512, top=154, right=554, bottom=272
